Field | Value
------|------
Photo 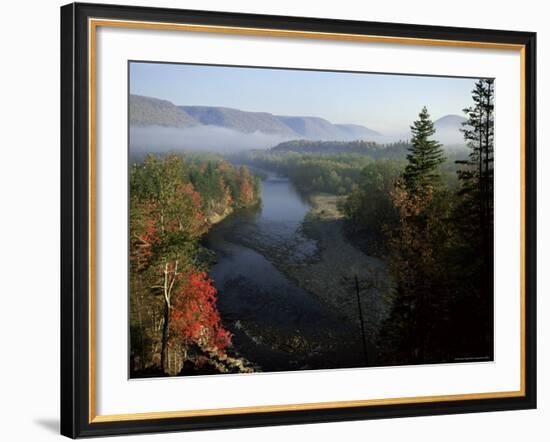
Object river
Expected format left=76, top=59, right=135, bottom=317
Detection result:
left=205, top=174, right=366, bottom=373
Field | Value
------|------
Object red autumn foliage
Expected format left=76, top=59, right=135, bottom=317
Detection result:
left=169, top=271, right=231, bottom=355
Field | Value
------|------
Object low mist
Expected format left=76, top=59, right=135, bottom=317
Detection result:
left=369, top=129, right=466, bottom=149
left=129, top=124, right=467, bottom=159
left=130, top=125, right=292, bottom=156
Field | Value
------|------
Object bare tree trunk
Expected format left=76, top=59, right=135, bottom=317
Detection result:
left=160, top=260, right=178, bottom=374
left=160, top=299, right=170, bottom=373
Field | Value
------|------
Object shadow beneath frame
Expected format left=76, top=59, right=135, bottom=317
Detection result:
left=34, top=418, right=59, bottom=434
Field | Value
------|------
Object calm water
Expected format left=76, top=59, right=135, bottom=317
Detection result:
left=205, top=175, right=365, bottom=372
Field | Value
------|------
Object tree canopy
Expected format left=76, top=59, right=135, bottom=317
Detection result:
left=403, top=106, right=446, bottom=192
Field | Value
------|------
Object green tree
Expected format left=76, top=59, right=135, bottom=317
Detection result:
left=448, top=79, right=495, bottom=358
left=341, top=160, right=402, bottom=252
left=128, top=154, right=260, bottom=376
left=378, top=109, right=451, bottom=364
left=403, top=106, right=446, bottom=192
left=456, top=79, right=494, bottom=251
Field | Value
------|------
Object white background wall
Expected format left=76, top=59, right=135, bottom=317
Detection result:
left=0, top=0, right=546, bottom=440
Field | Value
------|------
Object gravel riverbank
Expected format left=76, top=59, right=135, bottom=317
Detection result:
left=279, top=194, right=393, bottom=346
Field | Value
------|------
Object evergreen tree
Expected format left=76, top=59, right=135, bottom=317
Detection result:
left=449, top=78, right=495, bottom=358
left=457, top=79, right=494, bottom=239
left=403, top=106, right=446, bottom=191
left=378, top=107, right=451, bottom=364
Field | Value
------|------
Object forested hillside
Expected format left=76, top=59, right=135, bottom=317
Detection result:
left=130, top=95, right=198, bottom=128
left=271, top=139, right=409, bottom=158
left=180, top=105, right=297, bottom=136
left=343, top=82, right=494, bottom=364
left=236, top=151, right=377, bottom=195
left=129, top=154, right=260, bottom=376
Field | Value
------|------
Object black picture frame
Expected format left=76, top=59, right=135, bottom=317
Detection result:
left=61, top=2, right=537, bottom=438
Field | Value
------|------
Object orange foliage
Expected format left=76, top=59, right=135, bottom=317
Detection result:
left=238, top=168, right=255, bottom=206
left=218, top=176, right=233, bottom=206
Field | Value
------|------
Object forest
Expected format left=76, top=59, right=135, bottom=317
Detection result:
left=239, top=78, right=495, bottom=365
left=234, top=143, right=465, bottom=196
left=235, top=151, right=375, bottom=194
left=271, top=139, right=411, bottom=158
left=129, top=77, right=494, bottom=375
left=374, top=80, right=494, bottom=364
left=129, top=155, right=260, bottom=376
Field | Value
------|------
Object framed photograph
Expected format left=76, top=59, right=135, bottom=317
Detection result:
left=60, top=2, right=536, bottom=438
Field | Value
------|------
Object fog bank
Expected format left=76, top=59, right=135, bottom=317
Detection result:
left=130, top=125, right=292, bottom=155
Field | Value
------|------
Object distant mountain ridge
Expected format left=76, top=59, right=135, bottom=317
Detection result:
left=131, top=94, right=380, bottom=141
left=181, top=105, right=297, bottom=136
left=433, top=114, right=468, bottom=146
left=434, top=114, right=467, bottom=129
left=130, top=95, right=468, bottom=152
left=130, top=95, right=198, bottom=128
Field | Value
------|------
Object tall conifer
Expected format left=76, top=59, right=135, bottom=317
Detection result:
left=457, top=79, right=494, bottom=234
left=403, top=106, right=446, bottom=191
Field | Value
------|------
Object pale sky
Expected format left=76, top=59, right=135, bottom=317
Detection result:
left=130, top=61, right=479, bottom=135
